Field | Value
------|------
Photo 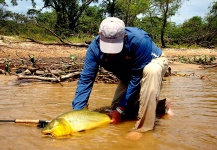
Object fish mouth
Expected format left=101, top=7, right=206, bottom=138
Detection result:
left=42, top=132, right=51, bottom=135
left=41, top=131, right=52, bottom=137
left=41, top=129, right=52, bottom=135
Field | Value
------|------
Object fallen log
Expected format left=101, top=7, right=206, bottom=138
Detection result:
left=35, top=70, right=64, bottom=76
left=60, top=72, right=80, bottom=80
left=17, top=74, right=58, bottom=82
left=17, top=71, right=80, bottom=82
left=48, top=68, right=63, bottom=86
left=199, top=64, right=217, bottom=69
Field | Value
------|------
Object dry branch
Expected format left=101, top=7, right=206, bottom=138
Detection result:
left=17, top=74, right=58, bottom=82
left=200, top=64, right=217, bottom=69
left=17, top=71, right=81, bottom=82
left=47, top=68, right=63, bottom=86
left=19, top=24, right=89, bottom=48
left=60, top=72, right=80, bottom=80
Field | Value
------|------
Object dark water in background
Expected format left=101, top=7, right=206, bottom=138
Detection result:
left=0, top=67, right=217, bottom=150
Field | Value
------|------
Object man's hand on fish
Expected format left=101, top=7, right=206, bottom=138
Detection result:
left=108, top=107, right=125, bottom=124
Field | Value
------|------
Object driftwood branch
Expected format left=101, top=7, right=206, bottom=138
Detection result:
left=17, top=71, right=81, bottom=82
left=60, top=72, right=80, bottom=80
left=35, top=70, right=63, bottom=76
left=200, top=64, right=217, bottom=69
left=17, top=74, right=58, bottom=82
left=47, top=68, right=63, bottom=86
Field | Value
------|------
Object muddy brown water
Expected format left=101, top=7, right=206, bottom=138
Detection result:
left=0, top=67, right=217, bottom=150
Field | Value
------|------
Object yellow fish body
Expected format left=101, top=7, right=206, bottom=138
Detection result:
left=41, top=110, right=111, bottom=137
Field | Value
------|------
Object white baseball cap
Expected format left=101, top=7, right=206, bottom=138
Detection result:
left=99, top=17, right=125, bottom=54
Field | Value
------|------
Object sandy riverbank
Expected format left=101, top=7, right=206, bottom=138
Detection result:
left=0, top=41, right=216, bottom=72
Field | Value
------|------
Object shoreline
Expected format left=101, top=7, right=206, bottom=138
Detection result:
left=0, top=41, right=216, bottom=79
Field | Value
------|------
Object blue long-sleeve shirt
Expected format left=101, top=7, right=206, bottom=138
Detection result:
left=72, top=27, right=162, bottom=110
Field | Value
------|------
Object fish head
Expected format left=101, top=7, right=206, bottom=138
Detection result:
left=41, top=118, right=72, bottom=137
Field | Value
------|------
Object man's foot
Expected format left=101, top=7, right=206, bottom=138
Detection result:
left=167, top=108, right=174, bottom=115
left=125, top=131, right=143, bottom=141
left=166, top=100, right=174, bottom=116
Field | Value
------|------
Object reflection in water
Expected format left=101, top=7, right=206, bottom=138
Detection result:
left=0, top=68, right=217, bottom=150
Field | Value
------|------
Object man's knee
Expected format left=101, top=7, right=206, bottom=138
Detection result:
left=143, top=63, right=162, bottom=77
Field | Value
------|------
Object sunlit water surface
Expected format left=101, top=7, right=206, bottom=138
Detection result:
left=0, top=67, right=217, bottom=150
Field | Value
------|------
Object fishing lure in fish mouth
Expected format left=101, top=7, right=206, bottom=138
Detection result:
left=41, top=110, right=111, bottom=137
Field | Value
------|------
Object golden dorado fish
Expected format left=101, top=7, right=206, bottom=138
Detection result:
left=41, top=110, right=111, bottom=137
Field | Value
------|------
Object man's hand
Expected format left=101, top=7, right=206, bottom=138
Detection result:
left=108, top=110, right=121, bottom=124
left=108, top=107, right=124, bottom=124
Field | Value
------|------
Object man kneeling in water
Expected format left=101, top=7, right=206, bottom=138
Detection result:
left=72, top=17, right=174, bottom=137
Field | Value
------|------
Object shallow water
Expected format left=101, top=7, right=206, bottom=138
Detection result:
left=0, top=67, right=217, bottom=150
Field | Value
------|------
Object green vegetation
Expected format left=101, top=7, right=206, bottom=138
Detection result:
left=178, top=55, right=216, bottom=64
left=0, top=0, right=216, bottom=48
